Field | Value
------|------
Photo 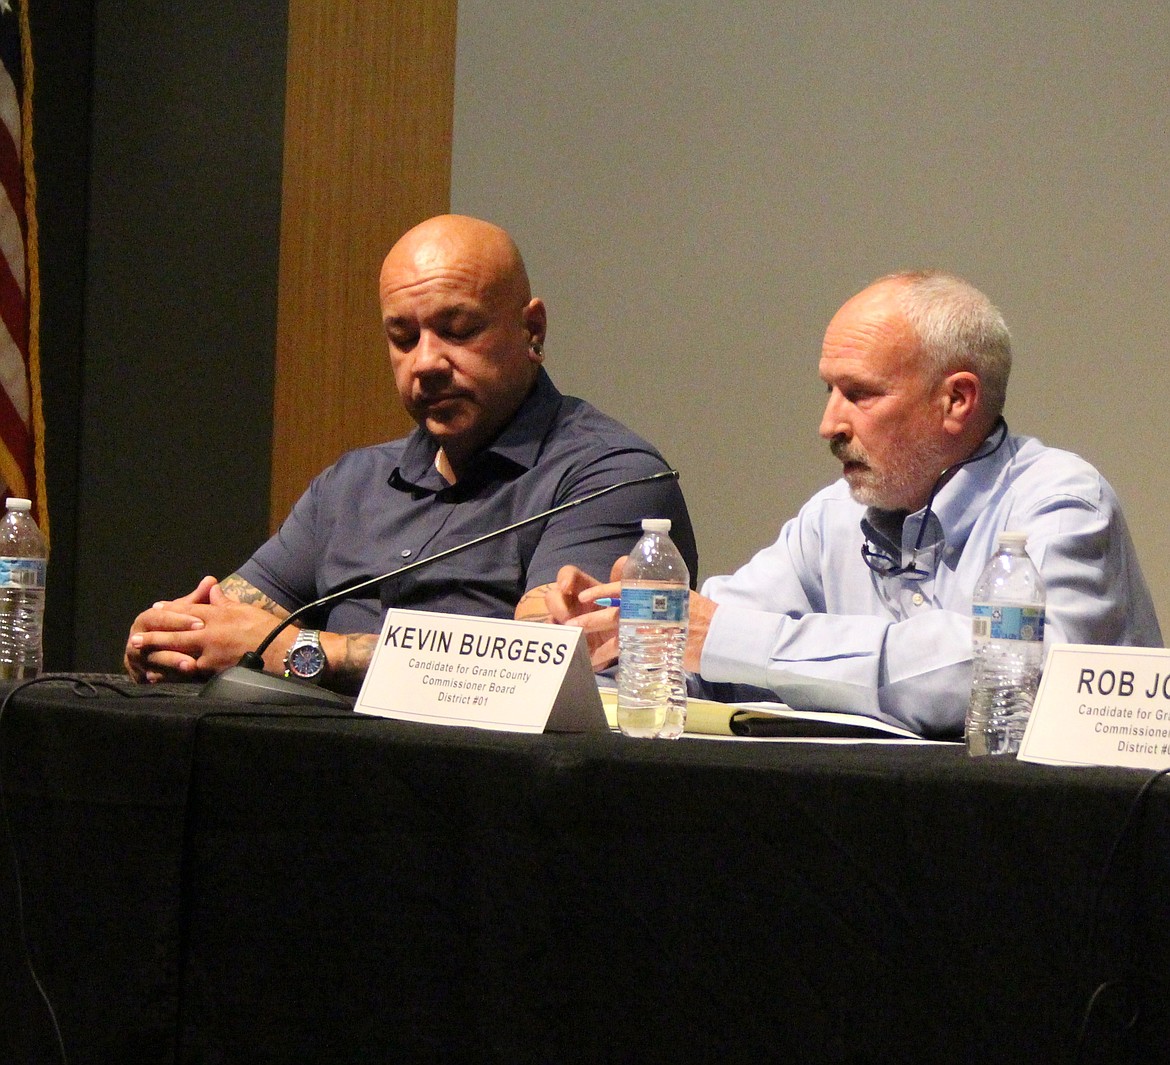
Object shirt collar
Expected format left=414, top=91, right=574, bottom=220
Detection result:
left=924, top=424, right=1016, bottom=558
left=390, top=368, right=563, bottom=494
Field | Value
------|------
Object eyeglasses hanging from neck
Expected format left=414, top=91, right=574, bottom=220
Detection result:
left=860, top=418, right=1009, bottom=580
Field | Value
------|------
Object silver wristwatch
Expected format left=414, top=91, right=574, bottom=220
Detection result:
left=284, top=629, right=326, bottom=681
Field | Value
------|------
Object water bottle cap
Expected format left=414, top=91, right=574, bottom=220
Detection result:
left=5, top=497, right=31, bottom=512
left=996, top=531, right=1027, bottom=548
left=641, top=518, right=671, bottom=533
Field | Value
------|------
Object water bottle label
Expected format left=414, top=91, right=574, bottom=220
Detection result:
left=621, top=586, right=688, bottom=623
left=972, top=603, right=1044, bottom=642
left=0, top=556, right=45, bottom=589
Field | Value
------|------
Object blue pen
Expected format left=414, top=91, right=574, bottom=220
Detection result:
left=593, top=596, right=620, bottom=608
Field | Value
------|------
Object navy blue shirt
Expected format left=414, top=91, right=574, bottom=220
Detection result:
left=238, top=369, right=698, bottom=632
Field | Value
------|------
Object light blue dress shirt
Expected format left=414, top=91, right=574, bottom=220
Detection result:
left=698, top=432, right=1162, bottom=737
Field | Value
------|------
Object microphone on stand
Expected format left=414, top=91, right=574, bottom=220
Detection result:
left=199, top=469, right=680, bottom=706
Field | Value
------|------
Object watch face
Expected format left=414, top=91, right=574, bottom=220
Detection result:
left=288, top=644, right=326, bottom=679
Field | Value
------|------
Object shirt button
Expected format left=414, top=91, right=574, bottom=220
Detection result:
left=400, top=549, right=412, bottom=558
left=912, top=593, right=924, bottom=606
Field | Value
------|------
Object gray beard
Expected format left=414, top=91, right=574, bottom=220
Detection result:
left=832, top=438, right=949, bottom=512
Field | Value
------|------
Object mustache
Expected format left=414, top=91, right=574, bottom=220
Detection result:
left=415, top=387, right=469, bottom=404
left=829, top=437, right=867, bottom=464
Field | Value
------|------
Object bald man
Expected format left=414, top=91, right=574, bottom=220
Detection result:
left=548, top=271, right=1160, bottom=738
left=125, top=215, right=695, bottom=692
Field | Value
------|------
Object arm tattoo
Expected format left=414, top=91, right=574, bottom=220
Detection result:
left=344, top=634, right=377, bottom=671
left=325, top=634, right=378, bottom=694
left=516, top=584, right=554, bottom=624
left=219, top=574, right=376, bottom=693
left=219, top=573, right=291, bottom=620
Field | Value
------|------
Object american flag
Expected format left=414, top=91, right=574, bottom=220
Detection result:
left=0, top=0, right=45, bottom=537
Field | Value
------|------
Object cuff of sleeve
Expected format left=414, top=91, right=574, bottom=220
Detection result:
left=699, top=604, right=788, bottom=689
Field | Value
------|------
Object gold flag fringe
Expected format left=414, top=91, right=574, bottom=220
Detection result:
left=19, top=0, right=47, bottom=547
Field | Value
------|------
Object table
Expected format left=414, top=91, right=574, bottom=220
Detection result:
left=2, top=676, right=1169, bottom=1064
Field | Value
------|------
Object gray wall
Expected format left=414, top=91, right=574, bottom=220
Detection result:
left=451, top=1, right=1170, bottom=628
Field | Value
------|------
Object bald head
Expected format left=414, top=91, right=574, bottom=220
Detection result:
left=379, top=215, right=547, bottom=475
left=381, top=214, right=533, bottom=312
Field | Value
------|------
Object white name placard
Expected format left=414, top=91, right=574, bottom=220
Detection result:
left=354, top=609, right=606, bottom=733
left=1018, top=643, right=1170, bottom=769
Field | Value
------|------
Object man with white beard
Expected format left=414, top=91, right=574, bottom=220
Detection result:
left=546, top=271, right=1161, bottom=737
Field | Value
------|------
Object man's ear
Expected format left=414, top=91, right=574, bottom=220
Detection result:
left=941, top=371, right=980, bottom=436
left=523, top=298, right=547, bottom=362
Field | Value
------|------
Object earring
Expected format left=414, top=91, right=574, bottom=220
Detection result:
left=531, top=341, right=543, bottom=357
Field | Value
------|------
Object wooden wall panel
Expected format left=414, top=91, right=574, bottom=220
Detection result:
left=271, top=0, right=457, bottom=530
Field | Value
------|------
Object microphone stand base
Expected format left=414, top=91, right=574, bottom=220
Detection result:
left=200, top=665, right=355, bottom=709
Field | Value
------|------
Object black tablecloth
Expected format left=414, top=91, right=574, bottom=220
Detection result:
left=3, top=676, right=1169, bottom=1064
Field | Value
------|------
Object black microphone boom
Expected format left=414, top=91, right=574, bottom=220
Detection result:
left=199, top=469, right=680, bottom=706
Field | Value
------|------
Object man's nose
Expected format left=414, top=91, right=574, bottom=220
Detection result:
left=819, top=390, right=849, bottom=440
left=413, top=332, right=450, bottom=375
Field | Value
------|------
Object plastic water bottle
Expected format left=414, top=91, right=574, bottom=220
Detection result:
left=0, top=497, right=47, bottom=679
left=966, top=531, right=1045, bottom=756
left=617, top=518, right=690, bottom=738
